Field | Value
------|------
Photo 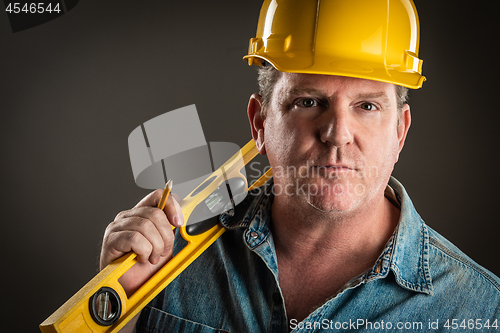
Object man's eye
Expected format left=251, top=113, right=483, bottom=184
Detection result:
left=359, top=102, right=378, bottom=111
left=297, top=98, right=318, bottom=108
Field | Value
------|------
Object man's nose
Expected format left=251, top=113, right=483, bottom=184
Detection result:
left=318, top=106, right=354, bottom=147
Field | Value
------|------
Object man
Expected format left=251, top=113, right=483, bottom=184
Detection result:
left=100, top=0, right=500, bottom=331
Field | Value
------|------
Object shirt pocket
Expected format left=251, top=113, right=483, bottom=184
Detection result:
left=136, top=306, right=230, bottom=333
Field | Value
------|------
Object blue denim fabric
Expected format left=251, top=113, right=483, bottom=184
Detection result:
left=135, top=177, right=500, bottom=332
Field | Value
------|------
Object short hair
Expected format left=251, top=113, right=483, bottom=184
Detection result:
left=257, top=65, right=409, bottom=122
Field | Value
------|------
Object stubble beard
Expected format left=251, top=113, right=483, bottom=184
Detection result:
left=272, top=162, right=368, bottom=218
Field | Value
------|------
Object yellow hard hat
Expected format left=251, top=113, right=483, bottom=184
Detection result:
left=244, top=0, right=426, bottom=89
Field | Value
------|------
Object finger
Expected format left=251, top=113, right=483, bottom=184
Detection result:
left=101, top=229, right=153, bottom=267
left=115, top=207, right=176, bottom=252
left=134, top=189, right=165, bottom=209
left=106, top=216, right=170, bottom=265
left=134, top=189, right=184, bottom=228
left=162, top=193, right=184, bottom=228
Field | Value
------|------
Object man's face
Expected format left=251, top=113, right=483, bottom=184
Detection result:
left=254, top=73, right=410, bottom=214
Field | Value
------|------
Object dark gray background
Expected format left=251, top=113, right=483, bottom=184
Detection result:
left=1, top=1, right=498, bottom=332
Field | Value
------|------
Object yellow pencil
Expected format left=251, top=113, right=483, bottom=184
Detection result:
left=157, top=179, right=173, bottom=210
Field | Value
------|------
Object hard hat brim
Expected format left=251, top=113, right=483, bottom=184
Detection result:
left=244, top=54, right=426, bottom=89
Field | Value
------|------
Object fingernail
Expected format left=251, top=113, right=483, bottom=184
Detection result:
left=162, top=247, right=171, bottom=256
left=174, top=214, right=183, bottom=227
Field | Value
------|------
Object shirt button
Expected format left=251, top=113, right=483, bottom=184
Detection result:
left=250, top=231, right=258, bottom=239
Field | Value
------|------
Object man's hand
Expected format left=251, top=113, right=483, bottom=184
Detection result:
left=100, top=189, right=184, bottom=297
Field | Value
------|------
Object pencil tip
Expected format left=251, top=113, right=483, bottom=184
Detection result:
left=167, top=179, right=173, bottom=189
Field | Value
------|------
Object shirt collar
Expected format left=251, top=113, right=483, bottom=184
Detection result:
left=387, top=177, right=433, bottom=295
left=220, top=176, right=433, bottom=295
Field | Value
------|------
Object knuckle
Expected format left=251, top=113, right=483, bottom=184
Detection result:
left=102, top=226, right=122, bottom=246
left=106, top=220, right=119, bottom=230
left=164, top=236, right=175, bottom=249
left=136, top=218, right=152, bottom=232
left=102, top=231, right=111, bottom=245
left=144, top=241, right=153, bottom=254
left=114, top=209, right=128, bottom=220
left=151, top=230, right=164, bottom=247
left=164, top=229, right=175, bottom=243
left=128, top=231, right=152, bottom=255
left=103, top=221, right=119, bottom=239
left=151, top=244, right=163, bottom=256
left=150, top=208, right=166, bottom=222
left=152, top=188, right=164, bottom=199
left=127, top=230, right=142, bottom=243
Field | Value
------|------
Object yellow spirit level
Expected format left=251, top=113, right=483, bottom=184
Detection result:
left=40, top=139, right=273, bottom=333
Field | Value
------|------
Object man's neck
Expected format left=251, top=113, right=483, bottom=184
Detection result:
left=269, top=185, right=400, bottom=323
left=270, top=187, right=400, bottom=269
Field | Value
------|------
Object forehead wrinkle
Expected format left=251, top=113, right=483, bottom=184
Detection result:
left=288, top=87, right=325, bottom=96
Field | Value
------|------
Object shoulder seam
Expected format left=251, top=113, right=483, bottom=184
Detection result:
left=428, top=237, right=500, bottom=292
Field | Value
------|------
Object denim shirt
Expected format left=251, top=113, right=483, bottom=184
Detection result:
left=136, top=177, right=500, bottom=332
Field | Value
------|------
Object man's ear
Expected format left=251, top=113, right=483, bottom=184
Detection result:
left=247, top=93, right=266, bottom=155
left=395, top=103, right=411, bottom=162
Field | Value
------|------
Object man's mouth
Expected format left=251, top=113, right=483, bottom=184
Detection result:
left=309, top=164, right=356, bottom=178
left=314, top=164, right=353, bottom=171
